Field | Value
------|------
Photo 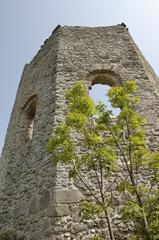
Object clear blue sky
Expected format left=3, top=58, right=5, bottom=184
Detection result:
left=0, top=0, right=159, bottom=154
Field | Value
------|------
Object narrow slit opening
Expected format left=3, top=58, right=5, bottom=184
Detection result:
left=24, top=95, right=37, bottom=141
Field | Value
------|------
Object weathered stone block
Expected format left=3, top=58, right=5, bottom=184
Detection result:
left=29, top=197, right=37, bottom=214
left=38, top=191, right=50, bottom=210
left=0, top=211, right=11, bottom=224
left=16, top=231, right=25, bottom=240
left=28, top=231, right=41, bottom=240
left=55, top=189, right=83, bottom=203
left=47, top=204, right=69, bottom=217
left=54, top=204, right=69, bottom=216
left=44, top=229, right=52, bottom=237
left=71, top=223, right=87, bottom=234
left=13, top=204, right=27, bottom=218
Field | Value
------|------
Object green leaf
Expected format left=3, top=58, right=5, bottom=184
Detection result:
left=122, top=201, right=143, bottom=220
left=80, top=200, right=104, bottom=219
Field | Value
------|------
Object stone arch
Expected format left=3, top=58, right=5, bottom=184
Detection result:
left=86, top=69, right=121, bottom=89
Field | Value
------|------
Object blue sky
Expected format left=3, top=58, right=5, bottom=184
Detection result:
left=0, top=0, right=159, bottom=154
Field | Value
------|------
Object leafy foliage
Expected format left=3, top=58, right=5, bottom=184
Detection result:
left=91, top=234, right=105, bottom=240
left=48, top=80, right=159, bottom=240
left=80, top=200, right=103, bottom=220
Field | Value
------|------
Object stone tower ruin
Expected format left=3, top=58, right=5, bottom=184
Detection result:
left=0, top=24, right=159, bottom=239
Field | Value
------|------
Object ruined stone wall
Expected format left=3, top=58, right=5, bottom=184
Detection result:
left=0, top=25, right=159, bottom=240
left=0, top=27, right=60, bottom=240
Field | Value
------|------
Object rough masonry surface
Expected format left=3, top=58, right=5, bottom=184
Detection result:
left=0, top=24, right=159, bottom=239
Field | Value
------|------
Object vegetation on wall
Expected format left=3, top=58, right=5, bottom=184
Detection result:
left=48, top=80, right=159, bottom=240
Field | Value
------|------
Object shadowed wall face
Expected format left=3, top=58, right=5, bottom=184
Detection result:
left=0, top=25, right=159, bottom=240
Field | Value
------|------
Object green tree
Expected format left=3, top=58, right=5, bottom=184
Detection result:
left=48, top=81, right=159, bottom=240
left=107, top=81, right=159, bottom=240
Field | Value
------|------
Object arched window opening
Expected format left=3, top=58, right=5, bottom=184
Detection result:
left=23, top=95, right=37, bottom=141
left=89, top=84, right=120, bottom=116
left=88, top=70, right=120, bottom=116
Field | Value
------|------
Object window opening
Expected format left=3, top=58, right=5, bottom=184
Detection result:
left=23, top=95, right=37, bottom=141
left=89, top=84, right=120, bottom=116
left=87, top=70, right=121, bottom=116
